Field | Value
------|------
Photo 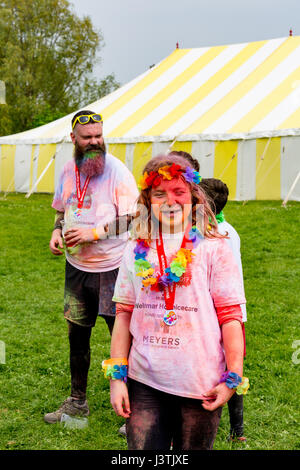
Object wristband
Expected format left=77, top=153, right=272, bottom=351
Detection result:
left=220, top=371, right=249, bottom=395
left=92, top=228, right=99, bottom=241
left=102, top=358, right=128, bottom=382
left=93, top=225, right=108, bottom=240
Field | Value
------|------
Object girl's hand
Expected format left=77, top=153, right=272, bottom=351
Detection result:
left=202, top=383, right=235, bottom=411
left=110, top=380, right=131, bottom=418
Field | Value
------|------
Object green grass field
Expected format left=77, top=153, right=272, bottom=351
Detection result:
left=0, top=193, right=299, bottom=450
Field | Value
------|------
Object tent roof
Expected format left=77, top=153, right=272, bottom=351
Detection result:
left=2, top=36, right=300, bottom=145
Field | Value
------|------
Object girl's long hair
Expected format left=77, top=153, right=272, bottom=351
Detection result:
left=131, top=154, right=224, bottom=242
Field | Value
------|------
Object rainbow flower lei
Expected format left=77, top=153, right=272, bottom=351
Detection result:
left=216, top=211, right=225, bottom=223
left=138, top=163, right=202, bottom=190
left=134, top=226, right=203, bottom=291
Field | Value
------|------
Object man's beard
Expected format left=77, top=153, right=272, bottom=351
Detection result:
left=74, top=141, right=106, bottom=177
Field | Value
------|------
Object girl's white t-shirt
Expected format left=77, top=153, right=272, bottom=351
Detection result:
left=113, top=234, right=246, bottom=400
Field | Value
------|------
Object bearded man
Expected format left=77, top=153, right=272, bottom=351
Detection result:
left=44, top=110, right=138, bottom=423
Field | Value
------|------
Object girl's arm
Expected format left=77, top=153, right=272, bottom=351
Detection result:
left=203, top=240, right=246, bottom=411
left=110, top=304, right=133, bottom=418
left=221, top=319, right=244, bottom=376
left=202, top=319, right=244, bottom=411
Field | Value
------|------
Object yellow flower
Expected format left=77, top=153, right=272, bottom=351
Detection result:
left=142, top=277, right=157, bottom=287
left=138, top=172, right=149, bottom=190
left=136, top=268, right=154, bottom=277
left=158, top=166, right=172, bottom=180
left=179, top=248, right=194, bottom=263
left=174, top=250, right=188, bottom=268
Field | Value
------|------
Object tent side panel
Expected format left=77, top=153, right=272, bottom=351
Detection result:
left=29, top=145, right=36, bottom=192
left=152, top=142, right=171, bottom=157
left=54, top=143, right=73, bottom=191
left=30, top=145, right=39, bottom=193
left=213, top=140, right=239, bottom=200
left=169, top=141, right=193, bottom=155
left=280, top=136, right=300, bottom=201
left=132, top=142, right=153, bottom=181
left=36, top=144, right=56, bottom=193
left=14, top=144, right=32, bottom=192
left=0, top=144, right=16, bottom=192
left=256, top=138, right=281, bottom=199
left=236, top=139, right=256, bottom=201
left=108, top=143, right=127, bottom=164
left=125, top=144, right=135, bottom=171
left=5, top=137, right=298, bottom=201
left=191, top=141, right=215, bottom=177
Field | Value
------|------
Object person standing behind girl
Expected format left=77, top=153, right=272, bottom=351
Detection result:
left=199, top=177, right=247, bottom=442
left=102, top=154, right=249, bottom=450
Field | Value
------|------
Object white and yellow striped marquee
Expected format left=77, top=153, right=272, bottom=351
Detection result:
left=1, top=35, right=300, bottom=200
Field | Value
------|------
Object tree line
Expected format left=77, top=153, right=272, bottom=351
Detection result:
left=0, top=0, right=120, bottom=136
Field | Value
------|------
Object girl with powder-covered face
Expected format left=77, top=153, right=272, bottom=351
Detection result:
left=105, top=154, right=248, bottom=451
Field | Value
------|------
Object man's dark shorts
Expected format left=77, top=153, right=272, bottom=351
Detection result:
left=64, top=260, right=118, bottom=328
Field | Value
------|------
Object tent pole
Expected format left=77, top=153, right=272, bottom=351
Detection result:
left=254, top=151, right=282, bottom=191
left=1, top=177, right=15, bottom=198
left=25, top=153, right=56, bottom=198
left=282, top=170, right=300, bottom=207
left=243, top=137, right=271, bottom=205
left=25, top=137, right=66, bottom=198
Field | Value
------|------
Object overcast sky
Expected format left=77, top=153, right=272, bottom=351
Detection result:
left=70, top=0, right=299, bottom=86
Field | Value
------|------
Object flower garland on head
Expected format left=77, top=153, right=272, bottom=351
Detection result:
left=134, top=226, right=203, bottom=291
left=138, top=163, right=202, bottom=191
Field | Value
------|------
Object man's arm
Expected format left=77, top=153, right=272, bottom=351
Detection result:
left=64, top=213, right=136, bottom=246
left=49, top=211, right=64, bottom=255
left=105, top=213, right=135, bottom=238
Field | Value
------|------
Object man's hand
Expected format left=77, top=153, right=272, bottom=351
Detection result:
left=110, top=380, right=131, bottom=418
left=64, top=227, right=95, bottom=247
left=202, top=383, right=235, bottom=411
left=49, top=229, right=64, bottom=255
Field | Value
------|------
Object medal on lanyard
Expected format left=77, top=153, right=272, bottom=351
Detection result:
left=75, top=165, right=90, bottom=216
left=156, top=227, right=191, bottom=327
left=157, top=237, right=178, bottom=326
left=163, top=309, right=178, bottom=326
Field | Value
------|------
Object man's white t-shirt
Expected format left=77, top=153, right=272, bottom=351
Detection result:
left=218, top=220, right=247, bottom=322
left=52, top=153, right=139, bottom=272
